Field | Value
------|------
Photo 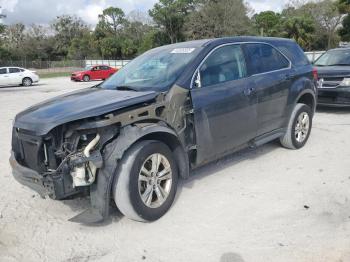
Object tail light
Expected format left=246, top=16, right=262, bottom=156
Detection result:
left=312, top=68, right=318, bottom=80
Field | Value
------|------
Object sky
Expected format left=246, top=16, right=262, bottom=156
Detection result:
left=0, top=0, right=290, bottom=26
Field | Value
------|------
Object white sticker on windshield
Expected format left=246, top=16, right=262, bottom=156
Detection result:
left=171, top=48, right=195, bottom=54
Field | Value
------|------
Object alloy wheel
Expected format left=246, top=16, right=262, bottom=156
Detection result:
left=138, top=153, right=172, bottom=208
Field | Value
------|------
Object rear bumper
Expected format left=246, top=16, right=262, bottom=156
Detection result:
left=317, top=87, right=350, bottom=107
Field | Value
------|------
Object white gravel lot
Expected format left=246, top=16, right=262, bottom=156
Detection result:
left=0, top=77, right=350, bottom=262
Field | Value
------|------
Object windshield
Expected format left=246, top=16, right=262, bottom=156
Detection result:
left=85, top=66, right=93, bottom=70
left=99, top=45, right=202, bottom=91
left=314, top=49, right=350, bottom=66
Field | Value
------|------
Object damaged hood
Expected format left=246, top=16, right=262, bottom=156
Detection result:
left=14, top=87, right=158, bottom=135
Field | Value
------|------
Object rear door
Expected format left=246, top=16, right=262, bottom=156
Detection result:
left=190, top=44, right=257, bottom=164
left=0, top=68, right=9, bottom=85
left=8, top=67, right=23, bottom=85
left=242, top=43, right=292, bottom=136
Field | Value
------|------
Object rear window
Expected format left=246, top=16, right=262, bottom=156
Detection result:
left=9, top=68, right=21, bottom=73
left=243, top=43, right=290, bottom=75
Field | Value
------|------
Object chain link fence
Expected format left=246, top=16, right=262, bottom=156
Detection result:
left=0, top=60, right=131, bottom=75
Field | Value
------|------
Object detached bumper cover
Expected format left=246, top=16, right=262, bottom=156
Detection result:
left=318, top=87, right=350, bottom=106
left=9, top=151, right=69, bottom=199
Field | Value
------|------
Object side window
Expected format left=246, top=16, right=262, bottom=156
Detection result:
left=243, top=43, right=290, bottom=75
left=9, top=68, right=21, bottom=73
left=0, top=68, right=7, bottom=74
left=199, top=45, right=247, bottom=87
left=102, top=66, right=110, bottom=70
left=93, top=66, right=100, bottom=71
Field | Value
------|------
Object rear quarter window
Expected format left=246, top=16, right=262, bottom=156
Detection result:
left=272, top=41, right=310, bottom=67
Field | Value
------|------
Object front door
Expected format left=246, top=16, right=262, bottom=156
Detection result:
left=90, top=66, right=102, bottom=80
left=190, top=44, right=257, bottom=164
left=8, top=68, right=23, bottom=85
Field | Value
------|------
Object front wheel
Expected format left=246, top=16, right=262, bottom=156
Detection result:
left=280, top=103, right=313, bottom=149
left=113, top=140, right=178, bottom=222
left=83, top=75, right=90, bottom=82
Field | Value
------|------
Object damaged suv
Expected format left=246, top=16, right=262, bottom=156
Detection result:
left=10, top=37, right=317, bottom=223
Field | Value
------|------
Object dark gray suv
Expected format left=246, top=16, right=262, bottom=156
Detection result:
left=10, top=37, right=317, bottom=223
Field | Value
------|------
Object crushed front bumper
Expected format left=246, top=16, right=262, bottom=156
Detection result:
left=9, top=151, right=78, bottom=199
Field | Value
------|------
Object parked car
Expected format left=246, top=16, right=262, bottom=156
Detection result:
left=71, top=65, right=117, bottom=82
left=314, top=47, right=350, bottom=106
left=0, top=67, right=39, bottom=87
left=10, top=37, right=317, bottom=224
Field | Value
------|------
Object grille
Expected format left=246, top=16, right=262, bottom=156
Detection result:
left=320, top=77, right=344, bottom=88
left=12, top=128, right=45, bottom=172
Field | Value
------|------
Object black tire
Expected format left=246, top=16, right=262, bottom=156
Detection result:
left=83, top=75, right=90, bottom=82
left=113, top=140, right=178, bottom=222
left=280, top=103, right=313, bottom=149
left=22, top=77, right=32, bottom=87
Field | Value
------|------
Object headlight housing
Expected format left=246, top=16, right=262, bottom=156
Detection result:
left=339, top=78, right=350, bottom=86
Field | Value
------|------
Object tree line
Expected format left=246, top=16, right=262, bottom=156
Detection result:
left=0, top=0, right=350, bottom=61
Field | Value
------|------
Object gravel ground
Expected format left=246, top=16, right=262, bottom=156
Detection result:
left=1, top=77, right=350, bottom=262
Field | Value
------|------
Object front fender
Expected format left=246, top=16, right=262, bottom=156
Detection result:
left=69, top=123, right=186, bottom=224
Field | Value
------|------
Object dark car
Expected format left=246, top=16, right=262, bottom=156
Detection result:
left=314, top=48, right=350, bottom=106
left=10, top=37, right=317, bottom=224
left=71, top=65, right=118, bottom=82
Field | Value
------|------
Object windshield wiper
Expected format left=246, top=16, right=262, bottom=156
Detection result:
left=115, top=85, right=138, bottom=91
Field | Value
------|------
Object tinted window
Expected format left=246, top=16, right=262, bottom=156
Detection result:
left=9, top=68, right=21, bottom=73
left=0, top=68, right=7, bottom=74
left=102, top=66, right=110, bottom=70
left=93, top=66, right=100, bottom=71
left=200, top=45, right=247, bottom=87
left=273, top=41, right=309, bottom=66
left=243, top=43, right=290, bottom=75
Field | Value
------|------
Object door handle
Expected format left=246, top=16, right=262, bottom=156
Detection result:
left=244, top=87, right=255, bottom=96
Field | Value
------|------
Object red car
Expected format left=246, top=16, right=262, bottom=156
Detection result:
left=71, top=65, right=118, bottom=82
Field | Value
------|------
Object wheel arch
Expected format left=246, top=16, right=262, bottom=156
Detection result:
left=295, top=89, right=316, bottom=114
left=73, top=123, right=189, bottom=223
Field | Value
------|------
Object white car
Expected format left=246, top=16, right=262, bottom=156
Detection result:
left=0, top=67, right=40, bottom=87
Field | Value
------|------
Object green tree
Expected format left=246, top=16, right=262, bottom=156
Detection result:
left=253, top=11, right=282, bottom=36
left=281, top=16, right=315, bottom=49
left=52, top=15, right=88, bottom=58
left=149, top=0, right=196, bottom=44
left=184, top=0, right=253, bottom=39
left=96, top=7, right=126, bottom=37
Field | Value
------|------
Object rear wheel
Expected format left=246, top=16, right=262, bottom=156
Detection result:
left=280, top=103, right=312, bottom=149
left=22, top=77, right=32, bottom=87
left=83, top=75, right=90, bottom=82
left=113, top=140, right=178, bottom=222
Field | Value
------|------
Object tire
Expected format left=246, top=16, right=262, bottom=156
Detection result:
left=22, top=77, right=32, bottom=87
left=280, top=103, right=313, bottom=149
left=83, top=75, right=90, bottom=82
left=113, top=140, right=178, bottom=222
